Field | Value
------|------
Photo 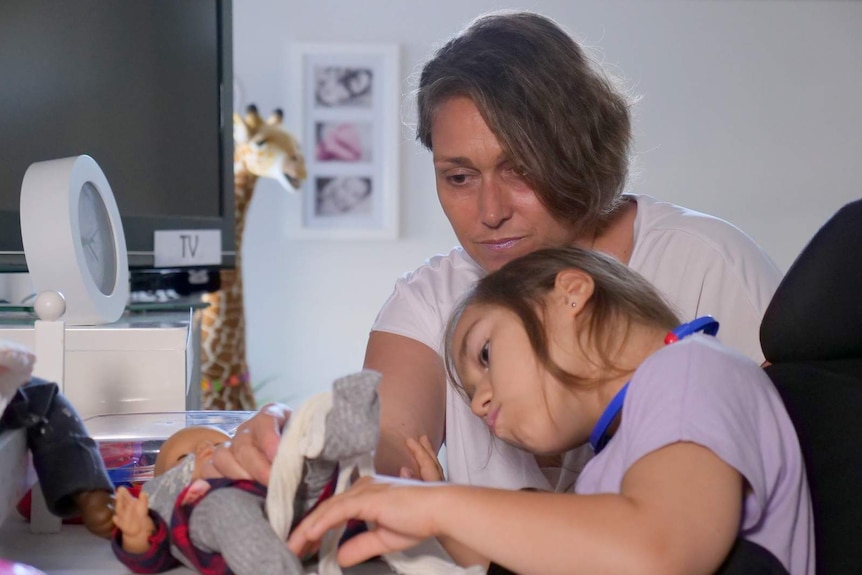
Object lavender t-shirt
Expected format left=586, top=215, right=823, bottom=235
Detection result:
left=576, top=335, right=814, bottom=575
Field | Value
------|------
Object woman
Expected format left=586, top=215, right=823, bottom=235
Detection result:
left=213, top=11, right=781, bottom=493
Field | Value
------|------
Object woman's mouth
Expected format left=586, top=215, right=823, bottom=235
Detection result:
left=481, top=237, right=522, bottom=251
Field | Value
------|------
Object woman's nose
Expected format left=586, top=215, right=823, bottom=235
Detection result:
left=479, top=179, right=513, bottom=229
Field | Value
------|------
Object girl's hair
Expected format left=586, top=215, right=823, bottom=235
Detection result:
left=444, top=247, right=681, bottom=393
left=416, top=11, right=633, bottom=234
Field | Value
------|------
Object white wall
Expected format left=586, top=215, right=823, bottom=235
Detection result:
left=234, top=0, right=862, bottom=406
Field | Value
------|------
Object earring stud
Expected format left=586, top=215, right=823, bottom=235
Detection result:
left=571, top=302, right=577, bottom=308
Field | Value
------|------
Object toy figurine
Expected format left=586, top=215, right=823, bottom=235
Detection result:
left=111, top=371, right=380, bottom=575
left=0, top=341, right=114, bottom=538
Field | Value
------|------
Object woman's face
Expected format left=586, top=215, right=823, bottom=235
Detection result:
left=431, top=96, right=583, bottom=272
left=451, top=302, right=589, bottom=455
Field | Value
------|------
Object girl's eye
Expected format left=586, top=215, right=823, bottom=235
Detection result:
left=479, top=341, right=490, bottom=367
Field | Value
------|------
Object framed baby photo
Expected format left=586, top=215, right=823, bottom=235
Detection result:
left=286, top=43, right=400, bottom=240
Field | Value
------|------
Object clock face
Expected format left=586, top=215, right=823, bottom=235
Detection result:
left=78, top=181, right=118, bottom=295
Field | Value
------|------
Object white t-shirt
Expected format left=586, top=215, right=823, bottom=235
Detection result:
left=372, top=194, right=783, bottom=490
left=577, top=335, right=813, bottom=575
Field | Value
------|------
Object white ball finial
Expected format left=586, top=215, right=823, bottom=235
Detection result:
left=34, top=290, right=66, bottom=321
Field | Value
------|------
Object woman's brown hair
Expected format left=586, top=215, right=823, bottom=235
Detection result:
left=417, top=11, right=634, bottom=234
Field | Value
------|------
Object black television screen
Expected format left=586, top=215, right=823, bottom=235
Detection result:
left=0, top=0, right=234, bottom=271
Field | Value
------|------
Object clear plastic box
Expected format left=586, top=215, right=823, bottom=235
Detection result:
left=83, top=411, right=254, bottom=486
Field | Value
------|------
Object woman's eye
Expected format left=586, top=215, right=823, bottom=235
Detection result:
left=501, top=165, right=529, bottom=186
left=447, top=173, right=469, bottom=186
left=479, top=341, right=490, bottom=367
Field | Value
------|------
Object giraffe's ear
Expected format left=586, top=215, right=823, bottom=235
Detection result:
left=243, top=104, right=264, bottom=135
left=266, top=108, right=284, bottom=126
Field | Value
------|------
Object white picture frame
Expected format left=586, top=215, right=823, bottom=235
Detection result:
left=286, top=43, right=400, bottom=240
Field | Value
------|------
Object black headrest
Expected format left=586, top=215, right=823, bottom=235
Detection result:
left=761, top=199, right=862, bottom=363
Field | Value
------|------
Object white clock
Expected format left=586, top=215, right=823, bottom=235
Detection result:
left=20, top=155, right=129, bottom=325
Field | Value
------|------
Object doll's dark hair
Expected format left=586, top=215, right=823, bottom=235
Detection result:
left=416, top=10, right=633, bottom=234
left=444, top=247, right=680, bottom=395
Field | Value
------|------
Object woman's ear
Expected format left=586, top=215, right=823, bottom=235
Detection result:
left=554, top=269, right=594, bottom=313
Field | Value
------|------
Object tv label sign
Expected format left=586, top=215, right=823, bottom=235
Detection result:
left=154, top=229, right=222, bottom=267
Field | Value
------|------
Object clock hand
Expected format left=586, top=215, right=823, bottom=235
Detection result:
left=86, top=241, right=99, bottom=262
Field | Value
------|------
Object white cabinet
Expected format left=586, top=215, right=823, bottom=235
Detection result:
left=0, top=310, right=199, bottom=419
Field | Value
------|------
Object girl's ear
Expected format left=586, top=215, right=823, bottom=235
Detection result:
left=554, top=269, right=594, bottom=313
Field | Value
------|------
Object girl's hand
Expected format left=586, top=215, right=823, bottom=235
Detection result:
left=211, top=403, right=291, bottom=485
left=404, top=435, right=445, bottom=482
left=112, top=487, right=155, bottom=554
left=287, top=475, right=446, bottom=567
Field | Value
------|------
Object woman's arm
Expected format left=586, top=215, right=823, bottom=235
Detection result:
left=212, top=331, right=446, bottom=484
left=289, top=442, right=743, bottom=575
left=364, top=331, right=447, bottom=478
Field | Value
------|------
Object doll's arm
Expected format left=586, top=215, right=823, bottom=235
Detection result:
left=111, top=487, right=179, bottom=573
left=113, top=488, right=156, bottom=554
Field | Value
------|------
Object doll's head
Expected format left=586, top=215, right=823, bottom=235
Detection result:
left=154, top=426, right=231, bottom=478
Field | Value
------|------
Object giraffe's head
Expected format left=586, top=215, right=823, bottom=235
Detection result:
left=234, top=104, right=307, bottom=190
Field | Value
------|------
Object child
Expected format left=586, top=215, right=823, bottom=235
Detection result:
left=111, top=371, right=381, bottom=575
left=286, top=247, right=814, bottom=575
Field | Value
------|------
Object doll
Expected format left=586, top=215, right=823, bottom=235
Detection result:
left=111, top=371, right=382, bottom=575
left=0, top=340, right=114, bottom=538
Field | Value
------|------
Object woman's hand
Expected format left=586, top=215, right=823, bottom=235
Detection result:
left=211, top=403, right=291, bottom=485
left=404, top=435, right=445, bottom=481
left=287, top=475, right=446, bottom=567
left=112, top=487, right=155, bottom=554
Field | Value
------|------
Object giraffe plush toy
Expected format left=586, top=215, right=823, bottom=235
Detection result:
left=199, top=105, right=307, bottom=410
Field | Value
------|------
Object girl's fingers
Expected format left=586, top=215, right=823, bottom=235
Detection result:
left=418, top=435, right=436, bottom=457
left=289, top=477, right=378, bottom=549
left=406, top=436, right=444, bottom=482
left=419, top=435, right=445, bottom=478
left=335, top=530, right=395, bottom=568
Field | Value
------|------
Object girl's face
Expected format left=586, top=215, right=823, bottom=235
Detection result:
left=431, top=96, right=584, bottom=273
left=451, top=301, right=591, bottom=455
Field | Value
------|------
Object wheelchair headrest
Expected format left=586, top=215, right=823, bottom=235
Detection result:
left=761, top=199, right=862, bottom=363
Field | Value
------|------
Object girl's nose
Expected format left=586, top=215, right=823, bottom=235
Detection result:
left=470, top=380, right=492, bottom=418
left=479, top=179, right=513, bottom=229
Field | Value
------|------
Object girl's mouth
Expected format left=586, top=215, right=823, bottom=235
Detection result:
left=485, top=407, right=499, bottom=432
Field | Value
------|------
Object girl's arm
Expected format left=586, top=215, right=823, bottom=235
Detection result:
left=405, top=435, right=489, bottom=568
left=289, top=442, right=742, bottom=575
left=364, top=331, right=447, bottom=479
